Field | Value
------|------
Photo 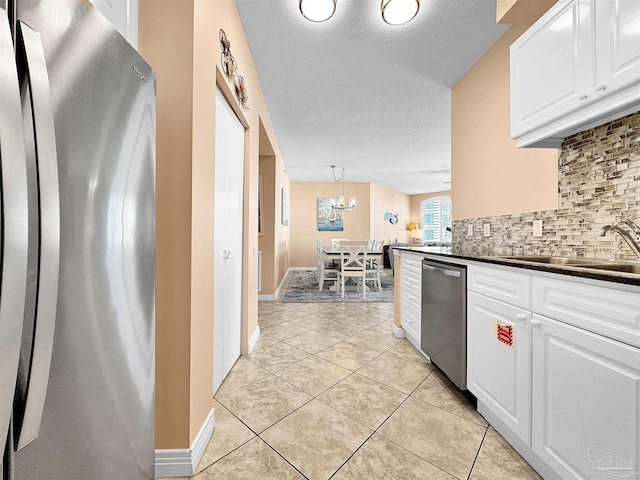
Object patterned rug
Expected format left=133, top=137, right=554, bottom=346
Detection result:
left=282, top=270, right=394, bottom=303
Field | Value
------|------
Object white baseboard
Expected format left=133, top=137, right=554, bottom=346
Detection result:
left=248, top=325, right=260, bottom=354
left=257, top=268, right=296, bottom=301
left=392, top=324, right=406, bottom=338
left=155, top=406, right=216, bottom=478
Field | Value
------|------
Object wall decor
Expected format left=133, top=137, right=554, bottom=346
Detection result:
left=318, top=197, right=344, bottom=232
left=219, top=29, right=249, bottom=110
left=281, top=188, right=289, bottom=226
left=384, top=212, right=399, bottom=225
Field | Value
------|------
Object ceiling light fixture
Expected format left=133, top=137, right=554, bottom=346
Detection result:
left=299, top=0, right=336, bottom=22
left=381, top=0, right=420, bottom=25
left=330, top=165, right=356, bottom=211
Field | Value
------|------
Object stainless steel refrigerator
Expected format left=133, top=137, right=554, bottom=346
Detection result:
left=0, top=1, right=156, bottom=478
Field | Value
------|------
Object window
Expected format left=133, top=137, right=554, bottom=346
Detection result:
left=420, top=196, right=452, bottom=244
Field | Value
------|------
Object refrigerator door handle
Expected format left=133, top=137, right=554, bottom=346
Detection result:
left=12, top=21, right=60, bottom=451
left=0, top=10, right=29, bottom=459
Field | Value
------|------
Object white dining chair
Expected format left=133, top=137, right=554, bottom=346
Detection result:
left=316, top=239, right=338, bottom=291
left=337, top=240, right=368, bottom=299
left=331, top=238, right=349, bottom=248
left=365, top=240, right=384, bottom=291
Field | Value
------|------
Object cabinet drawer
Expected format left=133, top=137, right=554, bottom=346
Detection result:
left=401, top=285, right=421, bottom=311
left=468, top=265, right=531, bottom=309
left=401, top=254, right=422, bottom=275
left=532, top=277, right=640, bottom=348
left=401, top=301, right=421, bottom=342
left=401, top=269, right=421, bottom=295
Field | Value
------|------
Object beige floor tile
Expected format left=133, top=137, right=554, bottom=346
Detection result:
left=357, top=354, right=430, bottom=393
left=345, top=329, right=402, bottom=353
left=366, top=320, right=395, bottom=334
left=214, top=357, right=271, bottom=399
left=194, top=401, right=256, bottom=474
left=261, top=399, right=373, bottom=480
left=412, top=370, right=488, bottom=427
left=286, top=313, right=334, bottom=329
left=194, top=437, right=305, bottom=480
left=470, top=428, right=542, bottom=480
left=332, top=433, right=456, bottom=480
left=382, top=340, right=434, bottom=368
left=251, top=333, right=279, bottom=352
left=315, top=341, right=381, bottom=371
left=283, top=329, right=342, bottom=354
left=379, top=397, right=486, bottom=479
left=318, top=373, right=407, bottom=429
left=247, top=342, right=309, bottom=373
left=275, top=356, right=351, bottom=396
left=310, top=321, right=364, bottom=340
left=260, top=322, right=309, bottom=341
left=258, top=315, right=290, bottom=328
left=218, top=375, right=312, bottom=433
left=290, top=303, right=327, bottom=315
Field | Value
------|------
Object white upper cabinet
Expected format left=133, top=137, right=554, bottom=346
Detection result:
left=595, top=0, right=640, bottom=97
left=511, top=0, right=640, bottom=148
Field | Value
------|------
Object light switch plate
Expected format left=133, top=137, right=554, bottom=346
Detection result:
left=533, top=220, right=543, bottom=237
left=483, top=223, right=490, bottom=237
left=467, top=224, right=473, bottom=237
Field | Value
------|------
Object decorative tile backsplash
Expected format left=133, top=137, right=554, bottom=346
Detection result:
left=452, top=111, right=640, bottom=260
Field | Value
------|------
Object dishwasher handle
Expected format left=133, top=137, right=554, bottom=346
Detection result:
left=423, top=263, right=461, bottom=278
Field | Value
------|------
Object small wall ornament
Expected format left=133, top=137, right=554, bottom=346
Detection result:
left=384, top=212, right=399, bottom=225
left=219, top=29, right=249, bottom=110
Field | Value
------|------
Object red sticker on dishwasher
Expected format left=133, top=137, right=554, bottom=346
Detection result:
left=497, top=324, right=513, bottom=347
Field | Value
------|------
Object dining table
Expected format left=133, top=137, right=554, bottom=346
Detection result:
left=321, top=244, right=384, bottom=292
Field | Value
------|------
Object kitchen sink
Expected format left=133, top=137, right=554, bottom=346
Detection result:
left=499, top=256, right=609, bottom=266
left=578, top=263, right=640, bottom=274
left=499, top=256, right=640, bottom=275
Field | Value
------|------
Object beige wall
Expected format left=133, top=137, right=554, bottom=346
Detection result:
left=139, top=0, right=284, bottom=449
left=451, top=25, right=559, bottom=221
left=290, top=182, right=371, bottom=268
left=369, top=184, right=411, bottom=244
left=258, top=156, right=290, bottom=295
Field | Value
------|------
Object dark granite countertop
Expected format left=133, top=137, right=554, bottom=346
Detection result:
left=391, top=246, right=640, bottom=287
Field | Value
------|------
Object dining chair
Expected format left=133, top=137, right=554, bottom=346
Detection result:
left=316, top=239, right=338, bottom=291
left=337, top=240, right=368, bottom=299
left=365, top=240, right=384, bottom=291
left=331, top=238, right=349, bottom=248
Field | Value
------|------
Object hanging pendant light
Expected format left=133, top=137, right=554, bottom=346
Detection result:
left=381, top=0, right=420, bottom=25
left=299, top=0, right=337, bottom=23
left=330, top=165, right=356, bottom=211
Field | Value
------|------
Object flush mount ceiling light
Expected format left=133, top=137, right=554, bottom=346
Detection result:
left=299, top=0, right=336, bottom=22
left=381, top=0, right=420, bottom=25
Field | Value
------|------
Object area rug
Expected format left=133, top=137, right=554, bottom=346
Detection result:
left=282, top=270, right=394, bottom=303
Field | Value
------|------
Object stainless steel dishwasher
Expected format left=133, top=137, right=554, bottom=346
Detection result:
left=421, top=259, right=467, bottom=390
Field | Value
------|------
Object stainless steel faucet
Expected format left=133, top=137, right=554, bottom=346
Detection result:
left=599, top=221, right=640, bottom=259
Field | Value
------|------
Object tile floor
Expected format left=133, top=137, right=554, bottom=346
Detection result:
left=166, top=299, right=542, bottom=480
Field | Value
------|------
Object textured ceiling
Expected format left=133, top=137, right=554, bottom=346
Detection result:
left=236, top=0, right=510, bottom=194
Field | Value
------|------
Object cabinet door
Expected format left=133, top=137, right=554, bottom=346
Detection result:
left=532, top=315, right=640, bottom=479
left=595, top=0, right=640, bottom=98
left=511, top=0, right=594, bottom=137
left=467, top=292, right=531, bottom=444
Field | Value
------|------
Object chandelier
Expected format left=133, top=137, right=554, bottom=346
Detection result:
left=330, top=165, right=356, bottom=211
left=299, top=0, right=420, bottom=25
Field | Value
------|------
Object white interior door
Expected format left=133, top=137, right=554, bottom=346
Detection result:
left=213, top=88, right=244, bottom=394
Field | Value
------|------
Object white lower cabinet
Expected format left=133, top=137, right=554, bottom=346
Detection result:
left=467, top=263, right=640, bottom=479
left=399, top=252, right=422, bottom=349
left=531, top=314, right=640, bottom=479
left=467, top=292, right=531, bottom=444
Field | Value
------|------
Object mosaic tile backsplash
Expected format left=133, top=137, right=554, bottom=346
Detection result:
left=452, top=111, right=640, bottom=260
